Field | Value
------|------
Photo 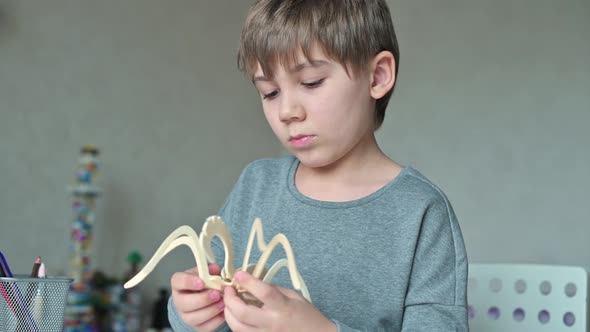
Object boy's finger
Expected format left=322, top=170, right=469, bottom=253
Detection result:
left=175, top=289, right=223, bottom=313
left=224, top=306, right=257, bottom=331
left=234, top=271, right=285, bottom=308
left=171, top=271, right=206, bottom=291
left=185, top=263, right=221, bottom=276
left=208, top=263, right=222, bottom=276
left=173, top=263, right=222, bottom=292
left=223, top=286, right=263, bottom=327
left=277, top=287, right=302, bottom=300
left=194, top=312, right=226, bottom=332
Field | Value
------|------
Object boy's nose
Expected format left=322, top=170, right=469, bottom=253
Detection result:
left=279, top=94, right=306, bottom=123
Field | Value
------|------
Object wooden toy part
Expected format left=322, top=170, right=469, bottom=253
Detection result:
left=123, top=224, right=227, bottom=291
left=123, top=216, right=311, bottom=303
left=200, top=216, right=235, bottom=281
left=240, top=218, right=310, bottom=301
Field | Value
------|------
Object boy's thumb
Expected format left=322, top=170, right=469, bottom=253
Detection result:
left=208, top=263, right=222, bottom=275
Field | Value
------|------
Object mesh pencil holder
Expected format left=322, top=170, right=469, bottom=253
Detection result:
left=0, top=276, right=73, bottom=332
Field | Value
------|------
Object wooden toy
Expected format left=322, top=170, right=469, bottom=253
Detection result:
left=124, top=216, right=311, bottom=304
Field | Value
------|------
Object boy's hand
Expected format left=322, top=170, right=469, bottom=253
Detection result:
left=223, top=271, right=337, bottom=332
left=171, top=263, right=226, bottom=332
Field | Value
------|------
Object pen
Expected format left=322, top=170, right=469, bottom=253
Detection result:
left=38, top=263, right=46, bottom=279
left=0, top=251, right=16, bottom=314
left=0, top=251, right=14, bottom=277
left=0, top=283, right=16, bottom=309
left=0, top=259, right=6, bottom=277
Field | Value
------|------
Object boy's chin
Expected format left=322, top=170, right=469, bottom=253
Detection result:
left=293, top=152, right=335, bottom=169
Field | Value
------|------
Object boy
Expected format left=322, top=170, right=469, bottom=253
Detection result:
left=169, top=0, right=468, bottom=331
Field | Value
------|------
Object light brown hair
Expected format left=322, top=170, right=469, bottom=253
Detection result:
left=237, top=0, right=400, bottom=130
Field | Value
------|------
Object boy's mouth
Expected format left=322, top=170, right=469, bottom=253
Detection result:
left=288, top=134, right=316, bottom=148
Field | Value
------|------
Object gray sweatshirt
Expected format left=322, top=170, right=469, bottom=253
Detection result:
left=168, top=155, right=468, bottom=331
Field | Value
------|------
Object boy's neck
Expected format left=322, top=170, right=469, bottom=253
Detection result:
left=295, top=133, right=402, bottom=202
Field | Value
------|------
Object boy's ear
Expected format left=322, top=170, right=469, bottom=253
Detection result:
left=369, top=51, right=396, bottom=99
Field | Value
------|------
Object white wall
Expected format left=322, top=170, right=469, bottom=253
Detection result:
left=0, top=0, right=588, bottom=318
left=379, top=0, right=590, bottom=265
left=0, top=0, right=278, bottom=307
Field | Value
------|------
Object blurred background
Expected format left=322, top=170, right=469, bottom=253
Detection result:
left=0, top=0, right=588, bottom=329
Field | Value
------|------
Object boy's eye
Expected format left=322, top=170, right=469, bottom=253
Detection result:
left=262, top=90, right=279, bottom=100
left=302, top=78, right=325, bottom=88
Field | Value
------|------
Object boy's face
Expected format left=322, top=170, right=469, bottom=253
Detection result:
left=252, top=46, right=376, bottom=169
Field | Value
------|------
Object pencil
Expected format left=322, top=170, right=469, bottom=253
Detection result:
left=32, top=263, right=46, bottom=322
left=22, top=256, right=43, bottom=330
left=26, top=257, right=43, bottom=307
left=30, top=256, right=42, bottom=277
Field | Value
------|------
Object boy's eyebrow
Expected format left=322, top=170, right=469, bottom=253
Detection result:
left=252, top=60, right=329, bottom=83
left=290, top=60, right=329, bottom=72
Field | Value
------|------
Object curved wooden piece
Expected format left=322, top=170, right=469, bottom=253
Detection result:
left=124, top=216, right=312, bottom=304
left=123, top=225, right=219, bottom=290
left=200, top=216, right=235, bottom=280
left=264, top=258, right=311, bottom=302
left=241, top=218, right=308, bottom=300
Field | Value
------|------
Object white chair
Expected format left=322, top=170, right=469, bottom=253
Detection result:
left=468, top=264, right=587, bottom=332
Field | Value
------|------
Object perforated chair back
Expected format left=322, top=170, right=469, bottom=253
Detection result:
left=468, top=264, right=587, bottom=331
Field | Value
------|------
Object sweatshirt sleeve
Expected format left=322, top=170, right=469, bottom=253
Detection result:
left=318, top=197, right=469, bottom=332
left=168, top=296, right=231, bottom=332
left=400, top=197, right=469, bottom=331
